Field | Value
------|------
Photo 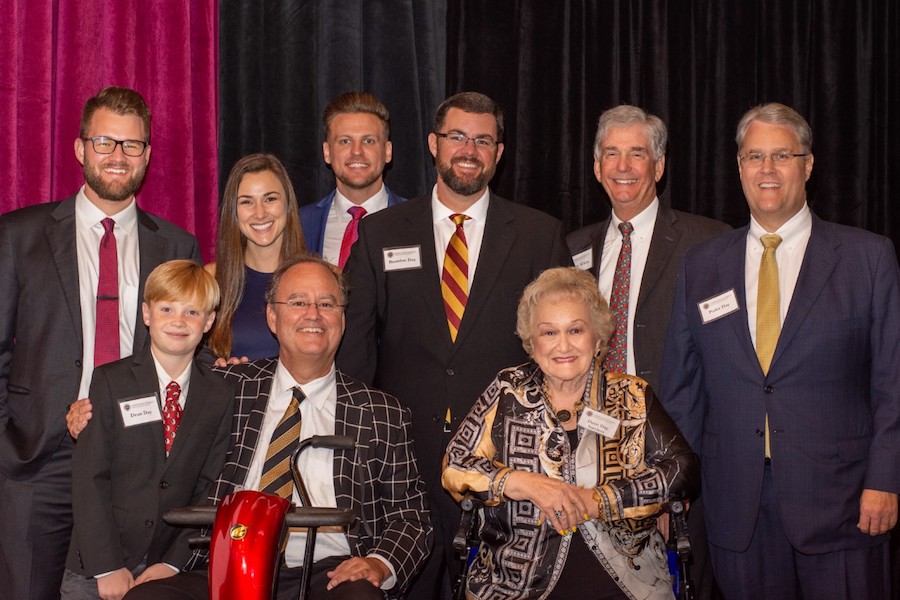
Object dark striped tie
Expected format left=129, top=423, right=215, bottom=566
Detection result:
left=259, top=386, right=305, bottom=499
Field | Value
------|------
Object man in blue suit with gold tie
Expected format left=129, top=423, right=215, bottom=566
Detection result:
left=660, top=103, right=899, bottom=599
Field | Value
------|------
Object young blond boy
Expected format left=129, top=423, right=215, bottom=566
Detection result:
left=61, top=260, right=235, bottom=600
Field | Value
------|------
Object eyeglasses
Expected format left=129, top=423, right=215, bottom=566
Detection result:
left=270, top=299, right=345, bottom=313
left=434, top=132, right=498, bottom=149
left=82, top=136, right=149, bottom=157
left=738, top=152, right=808, bottom=166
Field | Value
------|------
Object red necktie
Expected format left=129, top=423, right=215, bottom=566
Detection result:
left=604, top=221, right=633, bottom=373
left=338, top=206, right=367, bottom=269
left=163, top=381, right=183, bottom=454
left=95, top=218, right=120, bottom=367
left=441, top=214, right=470, bottom=342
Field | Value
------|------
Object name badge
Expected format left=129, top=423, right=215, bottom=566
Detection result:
left=697, top=289, right=740, bottom=324
left=382, top=245, right=422, bottom=271
left=579, top=406, right=620, bottom=438
left=118, top=394, right=162, bottom=428
left=572, top=248, right=593, bottom=271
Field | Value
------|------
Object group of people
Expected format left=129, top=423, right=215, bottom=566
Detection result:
left=0, top=83, right=896, bottom=600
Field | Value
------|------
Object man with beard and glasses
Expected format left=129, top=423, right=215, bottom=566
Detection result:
left=0, top=86, right=200, bottom=600
left=301, top=92, right=406, bottom=268
left=337, top=91, right=572, bottom=599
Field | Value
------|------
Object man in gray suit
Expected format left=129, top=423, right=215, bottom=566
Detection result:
left=566, top=104, right=728, bottom=599
left=0, top=86, right=200, bottom=600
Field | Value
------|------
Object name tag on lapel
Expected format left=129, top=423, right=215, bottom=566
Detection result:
left=697, top=289, right=740, bottom=324
left=118, top=394, right=163, bottom=427
left=382, top=245, right=422, bottom=271
left=572, top=248, right=593, bottom=271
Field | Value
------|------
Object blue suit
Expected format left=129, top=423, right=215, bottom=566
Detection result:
left=660, top=213, right=900, bottom=558
left=300, top=186, right=406, bottom=255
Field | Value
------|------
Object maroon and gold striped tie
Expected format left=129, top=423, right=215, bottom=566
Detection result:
left=441, top=214, right=470, bottom=342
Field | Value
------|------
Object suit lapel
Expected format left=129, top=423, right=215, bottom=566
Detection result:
left=47, top=199, right=83, bottom=347
left=637, top=207, right=681, bottom=309
left=164, top=362, right=211, bottom=467
left=127, top=348, right=167, bottom=456
left=453, top=195, right=515, bottom=350
left=220, top=376, right=274, bottom=489
left=589, top=218, right=610, bottom=280
left=135, top=209, right=165, bottom=354
left=402, top=200, right=452, bottom=347
left=714, top=228, right=760, bottom=367
left=332, top=381, right=360, bottom=513
left=771, top=216, right=839, bottom=371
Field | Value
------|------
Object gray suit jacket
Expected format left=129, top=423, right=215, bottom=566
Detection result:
left=0, top=195, right=201, bottom=479
left=566, top=205, right=729, bottom=390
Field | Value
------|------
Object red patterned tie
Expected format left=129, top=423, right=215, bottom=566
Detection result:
left=338, top=206, right=367, bottom=269
left=604, top=221, right=633, bottom=373
left=95, top=218, right=120, bottom=367
left=441, top=214, right=470, bottom=342
left=163, top=381, right=182, bottom=454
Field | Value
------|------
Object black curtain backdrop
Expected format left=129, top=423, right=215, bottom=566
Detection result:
left=445, top=1, right=899, bottom=246
left=218, top=0, right=446, bottom=206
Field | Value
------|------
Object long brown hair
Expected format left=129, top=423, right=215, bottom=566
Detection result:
left=208, top=153, right=307, bottom=358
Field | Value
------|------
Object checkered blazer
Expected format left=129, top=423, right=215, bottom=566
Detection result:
left=184, top=358, right=432, bottom=597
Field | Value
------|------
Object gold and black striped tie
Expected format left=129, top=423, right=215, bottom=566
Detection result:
left=259, top=386, right=305, bottom=499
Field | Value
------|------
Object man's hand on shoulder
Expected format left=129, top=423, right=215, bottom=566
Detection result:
left=326, top=556, right=390, bottom=591
left=857, top=488, right=898, bottom=536
left=66, top=397, right=93, bottom=439
left=213, top=355, right=249, bottom=368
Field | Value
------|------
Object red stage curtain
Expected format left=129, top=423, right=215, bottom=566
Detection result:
left=0, top=0, right=219, bottom=260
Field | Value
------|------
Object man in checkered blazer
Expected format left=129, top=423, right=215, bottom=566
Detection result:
left=125, top=256, right=432, bottom=600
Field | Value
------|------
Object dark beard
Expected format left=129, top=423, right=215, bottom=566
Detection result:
left=437, top=157, right=494, bottom=197
left=83, top=161, right=147, bottom=202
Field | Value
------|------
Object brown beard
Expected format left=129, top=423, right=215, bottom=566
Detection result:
left=83, top=158, right=148, bottom=202
left=437, top=155, right=495, bottom=197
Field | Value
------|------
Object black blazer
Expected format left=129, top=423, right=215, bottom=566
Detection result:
left=566, top=205, right=729, bottom=391
left=66, top=347, right=234, bottom=575
left=336, top=193, right=573, bottom=481
left=0, top=195, right=201, bottom=478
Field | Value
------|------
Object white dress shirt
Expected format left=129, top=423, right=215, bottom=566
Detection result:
left=431, top=186, right=490, bottom=285
left=322, top=185, right=389, bottom=265
left=75, top=188, right=140, bottom=399
left=597, top=198, right=659, bottom=376
left=745, top=203, right=812, bottom=350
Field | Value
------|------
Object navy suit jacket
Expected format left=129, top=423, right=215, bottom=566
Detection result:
left=566, top=205, right=729, bottom=391
left=336, top=192, right=573, bottom=482
left=66, top=348, right=234, bottom=575
left=185, top=359, right=432, bottom=599
left=659, top=213, right=900, bottom=554
left=0, top=195, right=201, bottom=479
left=300, top=185, right=406, bottom=256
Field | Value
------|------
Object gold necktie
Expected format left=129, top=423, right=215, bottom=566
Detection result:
left=441, top=214, right=470, bottom=342
left=259, top=387, right=305, bottom=498
left=757, top=234, right=782, bottom=458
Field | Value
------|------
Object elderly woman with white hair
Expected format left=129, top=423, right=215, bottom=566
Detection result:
left=443, top=267, right=698, bottom=599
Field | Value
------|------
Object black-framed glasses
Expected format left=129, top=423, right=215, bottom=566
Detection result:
left=738, top=152, right=808, bottom=166
left=270, top=299, right=346, bottom=313
left=434, top=131, right=498, bottom=149
left=82, top=136, right=149, bottom=157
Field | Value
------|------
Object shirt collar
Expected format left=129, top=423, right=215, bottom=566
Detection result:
left=272, top=360, right=336, bottom=411
left=748, top=202, right=811, bottom=249
left=151, top=352, right=192, bottom=395
left=430, top=185, right=490, bottom=224
left=334, top=184, right=388, bottom=214
left=609, top=197, right=659, bottom=236
left=75, top=185, right=138, bottom=235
